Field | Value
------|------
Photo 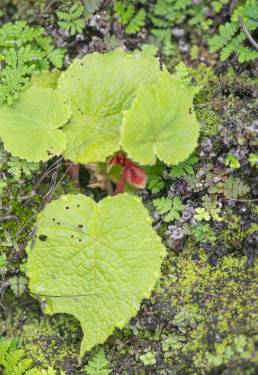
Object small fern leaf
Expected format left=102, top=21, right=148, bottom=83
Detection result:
left=209, top=22, right=239, bottom=52
left=114, top=2, right=135, bottom=25
left=0, top=339, right=12, bottom=361
left=57, top=2, right=85, bottom=35
left=3, top=349, right=25, bottom=375
left=223, top=177, right=250, bottom=199
left=47, top=48, right=66, bottom=69
left=125, top=9, right=146, bottom=34
left=85, top=349, right=112, bottom=375
left=238, top=46, right=258, bottom=63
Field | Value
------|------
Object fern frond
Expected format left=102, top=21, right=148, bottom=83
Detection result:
left=0, top=339, right=12, bottom=361
left=126, top=9, right=145, bottom=33
left=0, top=21, right=65, bottom=104
left=219, top=32, right=246, bottom=61
left=114, top=1, right=135, bottom=24
left=0, top=337, right=45, bottom=375
left=146, top=164, right=165, bottom=193
left=114, top=2, right=145, bottom=33
left=3, top=349, right=30, bottom=375
left=154, top=0, right=189, bottom=23
left=209, top=1, right=258, bottom=63
left=84, top=349, right=112, bottom=375
left=223, top=177, right=250, bottom=198
left=209, top=22, right=239, bottom=52
left=238, top=46, right=258, bottom=62
left=57, top=2, right=85, bottom=35
left=153, top=196, right=185, bottom=222
left=47, top=48, right=66, bottom=69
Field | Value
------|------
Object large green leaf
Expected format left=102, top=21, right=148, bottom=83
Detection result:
left=0, top=85, right=71, bottom=162
left=121, top=71, right=200, bottom=165
left=26, top=193, right=166, bottom=356
left=58, top=49, right=161, bottom=163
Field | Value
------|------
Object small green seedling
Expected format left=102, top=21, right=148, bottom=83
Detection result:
left=0, top=48, right=200, bottom=190
left=139, top=351, right=156, bottom=366
left=0, top=48, right=201, bottom=355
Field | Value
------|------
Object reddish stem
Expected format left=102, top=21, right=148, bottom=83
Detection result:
left=64, top=160, right=80, bottom=186
left=113, top=173, right=127, bottom=195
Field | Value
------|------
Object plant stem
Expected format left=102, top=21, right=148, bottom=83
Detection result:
left=238, top=16, right=258, bottom=51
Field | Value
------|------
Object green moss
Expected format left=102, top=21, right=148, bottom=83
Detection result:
left=221, top=216, right=245, bottom=243
left=0, top=178, right=42, bottom=259
left=194, top=85, right=219, bottom=137
left=22, top=317, right=81, bottom=370
left=93, top=237, right=256, bottom=373
left=155, top=242, right=258, bottom=373
left=219, top=212, right=258, bottom=254
left=1, top=304, right=82, bottom=372
left=246, top=222, right=258, bottom=236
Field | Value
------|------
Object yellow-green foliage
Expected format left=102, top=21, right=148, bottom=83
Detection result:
left=26, top=193, right=166, bottom=356
left=0, top=21, right=65, bottom=105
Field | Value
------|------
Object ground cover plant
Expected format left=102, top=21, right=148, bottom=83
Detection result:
left=0, top=1, right=257, bottom=374
left=0, top=46, right=198, bottom=356
left=0, top=21, right=65, bottom=105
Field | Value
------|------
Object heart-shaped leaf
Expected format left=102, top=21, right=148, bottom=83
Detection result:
left=121, top=71, right=200, bottom=165
left=0, top=85, right=71, bottom=161
left=58, top=48, right=161, bottom=163
left=26, top=193, right=166, bottom=356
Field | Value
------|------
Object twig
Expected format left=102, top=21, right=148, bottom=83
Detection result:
left=42, top=162, right=59, bottom=204
left=45, top=0, right=57, bottom=12
left=238, top=16, right=258, bottom=51
left=229, top=0, right=238, bottom=14
left=0, top=281, right=10, bottom=294
left=194, top=100, right=229, bottom=108
left=22, top=157, right=64, bottom=208
left=28, top=290, right=102, bottom=299
left=0, top=215, right=18, bottom=222
left=0, top=280, right=10, bottom=312
left=195, top=290, right=218, bottom=297
left=223, top=197, right=258, bottom=202
left=14, top=162, right=70, bottom=241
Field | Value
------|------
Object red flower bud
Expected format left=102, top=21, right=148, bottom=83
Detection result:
left=108, top=152, right=147, bottom=194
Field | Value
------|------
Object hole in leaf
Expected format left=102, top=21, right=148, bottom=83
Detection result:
left=77, top=204, right=80, bottom=208
left=57, top=222, right=61, bottom=225
left=71, top=235, right=74, bottom=238
left=52, top=218, right=55, bottom=221
left=39, top=234, right=48, bottom=241
left=78, top=224, right=83, bottom=228
left=65, top=206, right=70, bottom=210
left=78, top=239, right=82, bottom=242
